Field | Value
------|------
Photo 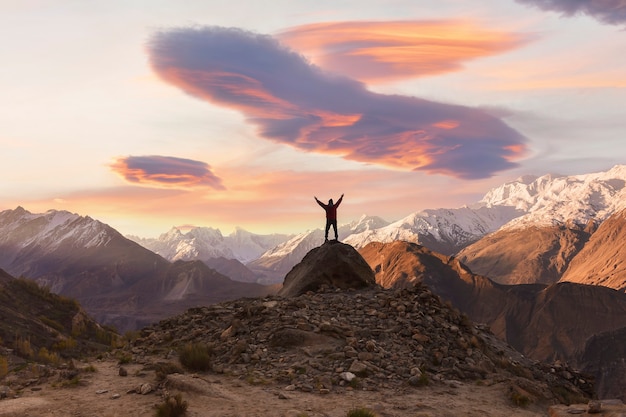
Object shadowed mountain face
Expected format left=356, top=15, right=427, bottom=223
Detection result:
left=0, top=208, right=272, bottom=332
left=359, top=241, right=626, bottom=400
left=279, top=241, right=376, bottom=297
left=580, top=326, right=626, bottom=400
left=203, top=256, right=267, bottom=284
left=561, top=209, right=626, bottom=292
left=0, top=268, right=115, bottom=358
left=456, top=225, right=590, bottom=286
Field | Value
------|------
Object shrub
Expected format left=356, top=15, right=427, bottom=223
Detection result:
left=14, top=334, right=34, bottom=358
left=82, top=365, right=97, bottom=373
left=117, top=353, right=132, bottom=365
left=510, top=390, right=530, bottom=407
left=0, top=356, right=8, bottom=378
left=178, top=343, right=212, bottom=372
left=38, top=347, right=60, bottom=365
left=153, top=362, right=184, bottom=381
left=347, top=407, right=377, bottom=417
left=53, top=337, right=77, bottom=351
left=155, top=393, right=188, bottom=417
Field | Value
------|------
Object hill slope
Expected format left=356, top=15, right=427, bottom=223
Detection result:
left=359, top=241, right=626, bottom=400
left=560, top=209, right=626, bottom=291
left=0, top=268, right=115, bottom=360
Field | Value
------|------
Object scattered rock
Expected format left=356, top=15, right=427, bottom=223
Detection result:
left=0, top=386, right=11, bottom=399
left=139, top=383, right=153, bottom=395
left=340, top=372, right=356, bottom=382
left=549, top=399, right=626, bottom=417
left=588, top=400, right=602, bottom=413
left=132, top=284, right=592, bottom=404
left=118, top=366, right=128, bottom=377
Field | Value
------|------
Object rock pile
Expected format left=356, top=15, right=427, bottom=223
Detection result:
left=130, top=283, right=592, bottom=406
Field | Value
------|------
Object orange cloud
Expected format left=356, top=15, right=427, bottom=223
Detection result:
left=278, top=20, right=529, bottom=83
left=110, top=155, right=225, bottom=190
left=148, top=26, right=527, bottom=179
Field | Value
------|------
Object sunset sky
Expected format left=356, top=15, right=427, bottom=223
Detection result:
left=2, top=0, right=626, bottom=237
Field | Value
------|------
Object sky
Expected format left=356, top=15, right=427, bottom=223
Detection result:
left=2, top=0, right=626, bottom=237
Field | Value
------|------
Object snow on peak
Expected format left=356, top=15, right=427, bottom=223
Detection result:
left=0, top=207, right=114, bottom=254
left=492, top=165, right=626, bottom=229
left=131, top=226, right=293, bottom=263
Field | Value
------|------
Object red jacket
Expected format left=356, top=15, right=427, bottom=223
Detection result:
left=316, top=195, right=343, bottom=220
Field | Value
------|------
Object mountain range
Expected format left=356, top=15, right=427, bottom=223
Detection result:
left=0, top=207, right=271, bottom=332
left=133, top=165, right=626, bottom=291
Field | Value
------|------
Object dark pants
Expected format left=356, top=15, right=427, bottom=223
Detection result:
left=325, top=219, right=338, bottom=240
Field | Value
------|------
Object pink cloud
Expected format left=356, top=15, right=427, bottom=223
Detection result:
left=277, top=20, right=529, bottom=83
left=111, top=155, right=225, bottom=190
left=148, top=26, right=528, bottom=179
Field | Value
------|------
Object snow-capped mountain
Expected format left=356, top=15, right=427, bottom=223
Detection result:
left=344, top=165, right=626, bottom=250
left=129, top=226, right=292, bottom=263
left=0, top=206, right=120, bottom=273
left=480, top=164, right=626, bottom=229
left=250, top=165, right=626, bottom=281
left=343, top=206, right=522, bottom=254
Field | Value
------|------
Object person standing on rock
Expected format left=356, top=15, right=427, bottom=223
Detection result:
left=314, top=194, right=344, bottom=242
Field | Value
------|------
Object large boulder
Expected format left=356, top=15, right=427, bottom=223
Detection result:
left=278, top=241, right=376, bottom=297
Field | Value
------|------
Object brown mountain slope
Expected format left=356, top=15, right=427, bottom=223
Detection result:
left=456, top=225, right=590, bottom=285
left=561, top=209, right=626, bottom=291
left=0, top=268, right=115, bottom=359
left=359, top=241, right=626, bottom=399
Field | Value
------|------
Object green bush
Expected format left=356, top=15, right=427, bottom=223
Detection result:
left=347, top=407, right=377, bottom=417
left=178, top=343, right=212, bottom=372
left=155, top=393, right=188, bottom=417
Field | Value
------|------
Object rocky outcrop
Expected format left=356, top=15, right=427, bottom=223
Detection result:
left=133, top=284, right=591, bottom=407
left=457, top=225, right=590, bottom=285
left=278, top=241, right=376, bottom=297
left=561, top=209, right=626, bottom=292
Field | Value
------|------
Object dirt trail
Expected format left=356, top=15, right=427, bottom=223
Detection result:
left=0, top=358, right=553, bottom=417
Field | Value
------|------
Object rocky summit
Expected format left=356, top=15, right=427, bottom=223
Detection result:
left=278, top=241, right=376, bottom=297
left=133, top=283, right=591, bottom=409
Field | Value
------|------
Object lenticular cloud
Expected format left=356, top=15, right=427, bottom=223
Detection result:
left=147, top=26, right=527, bottom=179
left=111, top=155, right=225, bottom=190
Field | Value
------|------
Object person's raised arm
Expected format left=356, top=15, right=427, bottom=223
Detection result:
left=314, top=196, right=325, bottom=208
left=336, top=193, right=344, bottom=207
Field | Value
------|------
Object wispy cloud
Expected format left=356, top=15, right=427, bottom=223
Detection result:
left=516, top=0, right=626, bottom=25
left=110, top=155, right=225, bottom=190
left=277, top=20, right=529, bottom=83
left=148, top=25, right=527, bottom=179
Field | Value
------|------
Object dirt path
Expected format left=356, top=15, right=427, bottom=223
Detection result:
left=0, top=358, right=550, bottom=417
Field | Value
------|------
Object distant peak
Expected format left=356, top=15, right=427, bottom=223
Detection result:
left=515, top=174, right=539, bottom=185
